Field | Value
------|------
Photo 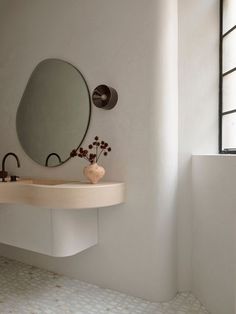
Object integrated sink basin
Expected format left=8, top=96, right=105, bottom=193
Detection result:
left=15, top=178, right=69, bottom=186
left=0, top=178, right=125, bottom=209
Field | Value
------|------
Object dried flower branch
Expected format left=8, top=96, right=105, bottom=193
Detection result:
left=70, top=136, right=111, bottom=164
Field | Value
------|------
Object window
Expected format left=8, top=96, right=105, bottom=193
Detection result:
left=219, top=0, right=236, bottom=153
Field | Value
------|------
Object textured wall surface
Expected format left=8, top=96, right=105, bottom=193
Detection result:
left=0, top=0, right=178, bottom=302
left=178, top=0, right=219, bottom=291
left=192, top=155, right=235, bottom=314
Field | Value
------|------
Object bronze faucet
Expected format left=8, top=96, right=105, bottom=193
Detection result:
left=45, top=153, right=62, bottom=167
left=1, top=152, right=21, bottom=182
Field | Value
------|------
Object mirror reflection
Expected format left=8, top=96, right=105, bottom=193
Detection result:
left=16, top=59, right=91, bottom=167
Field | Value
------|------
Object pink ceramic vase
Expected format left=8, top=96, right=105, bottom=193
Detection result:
left=83, top=163, right=105, bottom=184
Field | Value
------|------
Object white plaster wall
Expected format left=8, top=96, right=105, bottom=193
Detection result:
left=0, top=0, right=178, bottom=302
left=178, top=0, right=219, bottom=290
left=192, top=155, right=236, bottom=314
left=179, top=2, right=236, bottom=313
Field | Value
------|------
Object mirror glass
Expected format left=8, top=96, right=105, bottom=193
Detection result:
left=16, top=59, right=91, bottom=167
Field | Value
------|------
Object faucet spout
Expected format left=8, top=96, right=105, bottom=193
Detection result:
left=45, top=153, right=62, bottom=167
left=1, top=152, right=21, bottom=182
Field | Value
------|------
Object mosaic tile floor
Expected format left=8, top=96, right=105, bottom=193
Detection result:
left=0, top=256, right=209, bottom=314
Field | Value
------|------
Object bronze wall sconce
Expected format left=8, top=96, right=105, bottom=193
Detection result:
left=92, top=85, right=118, bottom=110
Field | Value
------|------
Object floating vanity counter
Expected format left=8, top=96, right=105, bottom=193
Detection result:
left=0, top=180, right=125, bottom=257
left=0, top=179, right=125, bottom=209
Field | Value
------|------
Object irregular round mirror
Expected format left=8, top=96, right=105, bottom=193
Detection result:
left=16, top=59, right=91, bottom=167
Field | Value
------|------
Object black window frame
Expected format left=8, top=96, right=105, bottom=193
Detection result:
left=219, top=0, right=236, bottom=153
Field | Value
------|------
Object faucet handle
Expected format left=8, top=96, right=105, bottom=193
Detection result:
left=0, top=170, right=8, bottom=179
left=10, top=175, right=20, bottom=182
